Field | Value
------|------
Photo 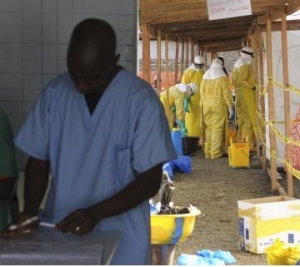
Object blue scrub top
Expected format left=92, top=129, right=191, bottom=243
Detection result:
left=15, top=69, right=177, bottom=264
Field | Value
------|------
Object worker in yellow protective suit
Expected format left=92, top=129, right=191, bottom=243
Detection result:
left=200, top=58, right=234, bottom=159
left=181, top=55, right=205, bottom=154
left=160, top=83, right=197, bottom=137
left=231, top=46, right=257, bottom=151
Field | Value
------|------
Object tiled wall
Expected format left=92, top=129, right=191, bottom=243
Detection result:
left=0, top=0, right=138, bottom=169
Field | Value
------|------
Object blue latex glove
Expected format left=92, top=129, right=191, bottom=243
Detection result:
left=177, top=119, right=188, bottom=137
left=183, top=97, right=190, bottom=113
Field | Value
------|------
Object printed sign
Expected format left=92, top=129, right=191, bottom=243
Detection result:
left=207, top=0, right=252, bottom=20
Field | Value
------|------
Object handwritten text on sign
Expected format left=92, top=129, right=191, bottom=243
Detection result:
left=207, top=0, right=252, bottom=20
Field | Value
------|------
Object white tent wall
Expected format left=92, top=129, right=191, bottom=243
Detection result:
left=0, top=0, right=138, bottom=169
left=263, top=30, right=300, bottom=169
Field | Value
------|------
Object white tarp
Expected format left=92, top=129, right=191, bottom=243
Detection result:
left=263, top=30, right=300, bottom=169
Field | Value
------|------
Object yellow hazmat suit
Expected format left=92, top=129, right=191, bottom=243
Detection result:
left=200, top=59, right=233, bottom=159
left=181, top=65, right=204, bottom=137
left=231, top=48, right=257, bottom=150
left=160, top=84, right=186, bottom=129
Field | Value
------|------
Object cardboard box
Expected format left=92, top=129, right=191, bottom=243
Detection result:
left=238, top=196, right=300, bottom=254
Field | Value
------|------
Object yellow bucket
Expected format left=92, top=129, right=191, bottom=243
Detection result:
left=150, top=207, right=201, bottom=245
left=228, top=138, right=250, bottom=168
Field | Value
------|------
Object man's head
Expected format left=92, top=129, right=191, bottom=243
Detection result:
left=153, top=76, right=162, bottom=88
left=240, top=46, right=254, bottom=60
left=175, top=83, right=198, bottom=97
left=67, top=18, right=120, bottom=94
left=193, top=55, right=205, bottom=70
left=211, top=58, right=223, bottom=68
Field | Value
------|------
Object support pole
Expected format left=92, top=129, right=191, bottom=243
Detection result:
left=266, top=11, right=278, bottom=191
left=142, top=23, right=150, bottom=83
left=156, top=29, right=162, bottom=95
left=281, top=7, right=293, bottom=196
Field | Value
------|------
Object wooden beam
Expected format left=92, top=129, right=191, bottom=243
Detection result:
left=266, top=11, right=278, bottom=191
left=255, top=0, right=300, bottom=25
left=281, top=8, right=293, bottom=197
left=180, top=38, right=185, bottom=74
left=190, top=38, right=194, bottom=67
left=259, top=20, right=300, bottom=31
left=156, top=29, right=162, bottom=95
left=142, top=23, right=151, bottom=83
left=185, top=38, right=189, bottom=69
left=175, top=37, right=179, bottom=84
left=257, top=33, right=267, bottom=171
left=267, top=169, right=289, bottom=196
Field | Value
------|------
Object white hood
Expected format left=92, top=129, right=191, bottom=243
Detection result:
left=203, top=61, right=227, bottom=80
left=234, top=58, right=252, bottom=69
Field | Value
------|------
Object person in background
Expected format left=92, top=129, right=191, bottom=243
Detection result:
left=231, top=46, right=257, bottom=151
left=1, top=18, right=177, bottom=265
left=160, top=83, right=198, bottom=137
left=0, top=107, right=19, bottom=231
left=217, top=56, right=229, bottom=76
left=199, top=58, right=234, bottom=159
left=181, top=55, right=205, bottom=154
left=152, top=75, right=162, bottom=95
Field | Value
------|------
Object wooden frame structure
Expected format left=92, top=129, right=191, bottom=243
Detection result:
left=139, top=0, right=300, bottom=197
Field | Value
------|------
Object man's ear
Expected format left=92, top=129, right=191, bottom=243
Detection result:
left=114, top=54, right=120, bottom=64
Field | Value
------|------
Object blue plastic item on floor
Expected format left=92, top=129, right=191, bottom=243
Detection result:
left=177, top=254, right=202, bottom=265
left=212, top=249, right=236, bottom=264
left=171, top=128, right=183, bottom=155
left=196, top=249, right=236, bottom=264
left=177, top=254, right=225, bottom=266
left=177, top=249, right=236, bottom=265
left=163, top=162, right=174, bottom=179
left=169, top=155, right=192, bottom=174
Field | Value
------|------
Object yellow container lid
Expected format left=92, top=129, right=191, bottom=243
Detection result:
left=150, top=207, right=201, bottom=245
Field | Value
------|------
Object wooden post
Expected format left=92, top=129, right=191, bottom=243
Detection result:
left=156, top=29, right=162, bottom=95
left=191, top=39, right=195, bottom=66
left=266, top=11, right=278, bottom=191
left=250, top=33, right=262, bottom=158
left=165, top=34, right=170, bottom=90
left=181, top=38, right=185, bottom=76
left=164, top=34, right=172, bottom=127
left=185, top=38, right=189, bottom=69
left=175, top=37, right=179, bottom=83
left=142, top=23, right=151, bottom=83
left=281, top=7, right=293, bottom=196
left=257, top=32, right=267, bottom=170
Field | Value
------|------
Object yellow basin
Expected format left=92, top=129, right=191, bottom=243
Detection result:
left=150, top=207, right=201, bottom=245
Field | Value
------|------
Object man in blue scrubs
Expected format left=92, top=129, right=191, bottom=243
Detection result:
left=1, top=18, right=177, bottom=264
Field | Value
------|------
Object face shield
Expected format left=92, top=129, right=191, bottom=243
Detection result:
left=186, top=83, right=197, bottom=97
left=194, top=55, right=205, bottom=70
left=194, top=63, right=204, bottom=70
left=186, top=86, right=194, bottom=97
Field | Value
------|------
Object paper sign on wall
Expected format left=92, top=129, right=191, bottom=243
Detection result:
left=207, top=0, right=252, bottom=20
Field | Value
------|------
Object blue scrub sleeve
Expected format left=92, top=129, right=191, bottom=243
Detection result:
left=14, top=90, right=50, bottom=160
left=131, top=97, right=177, bottom=174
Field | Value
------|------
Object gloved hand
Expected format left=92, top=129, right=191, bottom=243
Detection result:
left=183, top=97, right=190, bottom=113
left=177, top=119, right=188, bottom=137
left=228, top=106, right=234, bottom=120
left=171, top=105, right=176, bottom=114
